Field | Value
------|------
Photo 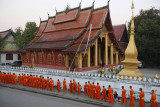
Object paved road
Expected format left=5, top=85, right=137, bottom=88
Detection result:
left=0, top=86, right=100, bottom=107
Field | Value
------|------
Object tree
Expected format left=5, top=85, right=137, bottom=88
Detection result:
left=0, top=36, right=4, bottom=50
left=15, top=22, right=38, bottom=49
left=128, top=8, right=160, bottom=66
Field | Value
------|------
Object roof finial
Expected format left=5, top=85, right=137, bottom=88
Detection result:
left=108, top=0, right=110, bottom=6
left=92, top=0, right=95, bottom=7
left=55, top=8, right=57, bottom=14
left=131, top=0, right=135, bottom=19
left=47, top=12, right=49, bottom=18
left=79, top=0, right=82, bottom=7
left=39, top=16, right=41, bottom=22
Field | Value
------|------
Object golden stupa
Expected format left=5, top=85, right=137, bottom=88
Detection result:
left=118, top=1, right=144, bottom=77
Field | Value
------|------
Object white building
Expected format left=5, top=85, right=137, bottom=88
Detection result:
left=0, top=29, right=20, bottom=63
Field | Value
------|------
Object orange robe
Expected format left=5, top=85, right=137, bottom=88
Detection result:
left=42, top=79, right=46, bottom=89
left=77, top=84, right=81, bottom=95
left=96, top=85, right=101, bottom=99
left=72, top=81, right=77, bottom=93
left=84, top=84, right=88, bottom=94
left=24, top=76, right=27, bottom=86
left=57, top=81, right=61, bottom=91
left=150, top=93, right=159, bottom=107
left=121, top=89, right=127, bottom=103
left=139, top=91, right=145, bottom=107
left=14, top=75, right=17, bottom=84
left=88, top=83, right=91, bottom=96
left=130, top=89, right=135, bottom=106
left=8, top=74, right=12, bottom=83
left=46, top=79, right=50, bottom=90
left=69, top=82, right=72, bottom=92
left=91, top=85, right=96, bottom=98
left=63, top=80, right=67, bottom=91
left=35, top=77, right=39, bottom=88
left=50, top=80, right=54, bottom=91
left=33, top=77, right=36, bottom=87
left=18, top=75, right=21, bottom=85
left=108, top=88, right=114, bottom=103
left=26, top=76, right=29, bottom=86
left=102, top=88, right=107, bottom=100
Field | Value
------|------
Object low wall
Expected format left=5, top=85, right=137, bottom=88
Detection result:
left=1, top=66, right=160, bottom=103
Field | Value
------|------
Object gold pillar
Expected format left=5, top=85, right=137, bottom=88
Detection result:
left=94, top=39, right=98, bottom=66
left=65, top=54, right=69, bottom=67
left=105, top=33, right=108, bottom=65
left=78, top=53, right=82, bottom=68
left=116, top=51, right=119, bottom=64
left=87, top=47, right=90, bottom=67
left=110, top=43, right=113, bottom=64
left=98, top=45, right=101, bottom=64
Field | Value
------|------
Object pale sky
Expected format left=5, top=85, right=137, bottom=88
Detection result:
left=0, top=0, right=159, bottom=31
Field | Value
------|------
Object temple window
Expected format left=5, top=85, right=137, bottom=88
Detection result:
left=58, top=54, right=62, bottom=65
left=47, top=54, right=51, bottom=65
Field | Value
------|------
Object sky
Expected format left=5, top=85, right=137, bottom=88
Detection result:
left=0, top=0, right=159, bottom=31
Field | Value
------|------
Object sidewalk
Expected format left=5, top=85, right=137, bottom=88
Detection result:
left=0, top=83, right=153, bottom=107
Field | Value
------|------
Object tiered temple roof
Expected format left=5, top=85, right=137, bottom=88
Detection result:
left=24, top=4, right=127, bottom=54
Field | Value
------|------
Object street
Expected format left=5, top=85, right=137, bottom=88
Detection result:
left=0, top=86, right=100, bottom=107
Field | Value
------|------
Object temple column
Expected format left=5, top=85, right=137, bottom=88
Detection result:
left=65, top=54, right=69, bottom=67
left=105, top=33, right=108, bottom=65
left=110, top=43, right=113, bottom=64
left=94, top=39, right=98, bottom=66
left=78, top=53, right=82, bottom=68
left=116, top=51, right=119, bottom=64
left=98, top=45, right=101, bottom=65
left=87, top=47, right=90, bottom=67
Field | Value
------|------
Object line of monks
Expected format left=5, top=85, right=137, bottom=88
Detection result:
left=0, top=71, right=159, bottom=107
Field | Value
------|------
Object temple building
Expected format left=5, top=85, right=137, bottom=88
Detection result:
left=0, top=29, right=20, bottom=63
left=21, top=3, right=128, bottom=72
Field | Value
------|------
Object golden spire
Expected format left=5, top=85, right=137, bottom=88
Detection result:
left=117, top=0, right=144, bottom=77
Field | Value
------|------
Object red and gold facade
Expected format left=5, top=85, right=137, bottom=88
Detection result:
left=21, top=4, right=128, bottom=72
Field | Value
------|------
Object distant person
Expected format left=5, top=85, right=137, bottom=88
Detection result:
left=150, top=90, right=159, bottom=107
left=57, top=79, right=61, bottom=92
left=129, top=86, right=135, bottom=106
left=77, top=82, right=81, bottom=95
left=139, top=88, right=145, bottom=107
left=63, top=78, right=67, bottom=91
left=50, top=78, right=54, bottom=91
left=108, top=85, right=114, bottom=103
left=102, top=86, right=107, bottom=101
left=121, top=86, right=127, bottom=107
left=96, top=83, right=101, bottom=99
left=69, top=80, right=72, bottom=92
left=114, top=91, right=119, bottom=101
left=84, top=82, right=88, bottom=94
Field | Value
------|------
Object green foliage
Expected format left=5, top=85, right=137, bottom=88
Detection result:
left=128, top=8, right=160, bottom=66
left=15, top=22, right=38, bottom=49
left=0, top=36, right=4, bottom=50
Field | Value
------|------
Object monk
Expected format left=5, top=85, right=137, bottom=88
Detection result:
left=32, top=75, right=36, bottom=87
left=26, top=74, right=29, bottom=86
left=72, top=79, right=77, bottom=93
left=96, top=83, right=101, bottom=99
left=57, top=79, right=61, bottom=92
left=139, top=88, right=145, bottom=107
left=42, top=77, right=46, bottom=89
left=50, top=78, right=54, bottom=91
left=46, top=77, right=50, bottom=90
left=102, top=86, right=107, bottom=101
left=130, top=86, right=135, bottom=106
left=24, top=74, right=27, bottom=86
left=108, top=85, right=114, bottom=103
left=8, top=73, right=12, bottom=83
left=88, top=81, right=91, bottom=96
left=63, top=78, right=67, bottom=91
left=77, top=82, right=81, bottom=95
left=13, top=73, right=17, bottom=84
left=150, top=90, right=159, bottom=107
left=35, top=75, right=39, bottom=88
left=121, top=86, right=127, bottom=107
left=84, top=82, right=88, bottom=94
left=91, top=82, right=96, bottom=98
left=69, top=80, right=72, bottom=92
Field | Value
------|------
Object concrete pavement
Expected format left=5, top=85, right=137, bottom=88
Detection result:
left=0, top=82, right=154, bottom=107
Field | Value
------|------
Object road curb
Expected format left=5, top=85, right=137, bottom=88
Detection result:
left=0, top=83, right=109, bottom=107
